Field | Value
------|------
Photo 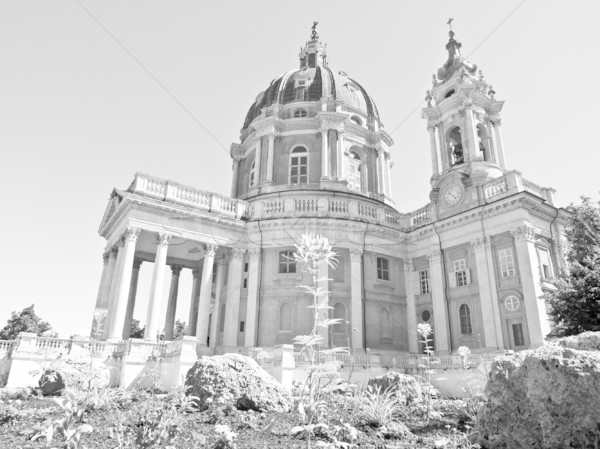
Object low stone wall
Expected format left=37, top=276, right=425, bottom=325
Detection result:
left=0, top=334, right=498, bottom=397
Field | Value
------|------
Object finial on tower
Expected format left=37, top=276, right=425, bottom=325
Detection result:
left=311, top=21, right=319, bottom=41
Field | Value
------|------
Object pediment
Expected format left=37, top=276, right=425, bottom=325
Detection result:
left=98, top=193, right=121, bottom=233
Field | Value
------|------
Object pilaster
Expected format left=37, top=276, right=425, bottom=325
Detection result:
left=429, top=249, right=450, bottom=353
left=349, top=248, right=363, bottom=350
left=404, top=258, right=418, bottom=353
left=320, top=128, right=329, bottom=178
left=244, top=249, right=261, bottom=347
left=223, top=248, right=244, bottom=347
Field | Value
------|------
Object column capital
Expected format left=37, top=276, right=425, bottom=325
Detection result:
left=102, top=251, right=110, bottom=264
left=490, top=118, right=502, bottom=127
left=248, top=248, right=261, bottom=259
left=123, top=227, right=141, bottom=242
left=471, top=235, right=487, bottom=250
left=350, top=248, right=363, bottom=260
left=192, top=267, right=201, bottom=278
left=429, top=249, right=442, bottom=264
left=203, top=243, right=218, bottom=257
left=170, top=264, right=183, bottom=276
left=216, top=254, right=228, bottom=266
left=511, top=225, right=537, bottom=243
left=231, top=248, right=245, bottom=260
left=404, top=258, right=414, bottom=271
left=110, top=246, right=119, bottom=256
left=156, top=233, right=172, bottom=246
left=133, top=257, right=144, bottom=270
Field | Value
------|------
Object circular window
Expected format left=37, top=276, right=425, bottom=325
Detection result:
left=421, top=310, right=431, bottom=322
left=504, top=295, right=520, bottom=312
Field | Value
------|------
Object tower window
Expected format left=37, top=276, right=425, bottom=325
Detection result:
left=350, top=115, right=362, bottom=126
left=459, top=304, right=472, bottom=335
left=377, top=257, right=390, bottom=281
left=445, top=89, right=455, bottom=99
left=293, top=109, right=307, bottom=118
left=498, top=248, right=515, bottom=278
left=278, top=251, right=296, bottom=274
left=290, top=147, right=308, bottom=184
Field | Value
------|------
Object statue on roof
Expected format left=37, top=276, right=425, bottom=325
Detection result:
left=311, top=21, right=319, bottom=41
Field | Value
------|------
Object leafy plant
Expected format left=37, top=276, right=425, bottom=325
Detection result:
left=354, top=385, right=405, bottom=428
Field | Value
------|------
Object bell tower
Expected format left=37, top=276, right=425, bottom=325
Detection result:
left=422, top=21, right=507, bottom=196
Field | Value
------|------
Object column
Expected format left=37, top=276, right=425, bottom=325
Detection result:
left=376, top=148, right=385, bottom=195
left=512, top=225, right=550, bottom=347
left=91, top=252, right=110, bottom=338
left=106, top=228, right=140, bottom=341
left=99, top=248, right=118, bottom=339
left=491, top=119, right=507, bottom=168
left=254, top=137, right=262, bottom=184
left=196, top=244, right=217, bottom=348
left=209, top=257, right=226, bottom=348
left=472, top=237, right=502, bottom=349
left=144, top=233, right=171, bottom=341
left=428, top=126, right=440, bottom=177
left=404, top=259, right=418, bottom=353
left=385, top=154, right=392, bottom=197
left=436, top=125, right=449, bottom=171
left=164, top=264, right=183, bottom=341
left=320, top=128, right=329, bottom=178
left=122, top=257, right=143, bottom=339
left=231, top=159, right=240, bottom=197
left=464, top=107, right=479, bottom=162
left=244, top=249, right=261, bottom=347
left=349, top=249, right=364, bottom=350
left=318, top=258, right=330, bottom=348
left=223, top=249, right=244, bottom=347
left=266, top=134, right=275, bottom=183
left=187, top=267, right=201, bottom=336
left=429, top=250, right=450, bottom=353
left=336, top=130, right=344, bottom=180
left=486, top=122, right=498, bottom=164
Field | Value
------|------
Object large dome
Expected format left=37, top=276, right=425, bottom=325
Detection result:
left=243, top=67, right=381, bottom=130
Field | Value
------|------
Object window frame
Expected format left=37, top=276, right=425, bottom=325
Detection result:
left=249, top=160, right=256, bottom=187
left=454, top=259, right=468, bottom=287
left=289, top=146, right=309, bottom=185
left=419, top=269, right=430, bottom=294
left=293, top=109, right=307, bottom=118
left=278, top=250, right=297, bottom=274
left=498, top=247, right=516, bottom=278
left=279, top=302, right=294, bottom=332
left=459, top=303, right=472, bottom=335
left=376, top=257, right=390, bottom=281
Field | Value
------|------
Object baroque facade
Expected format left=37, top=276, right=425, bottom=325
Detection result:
left=94, top=27, right=568, bottom=356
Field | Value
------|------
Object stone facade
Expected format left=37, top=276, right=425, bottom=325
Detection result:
left=93, top=27, right=568, bottom=358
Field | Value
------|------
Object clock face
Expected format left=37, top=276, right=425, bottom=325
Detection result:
left=444, top=185, right=463, bottom=206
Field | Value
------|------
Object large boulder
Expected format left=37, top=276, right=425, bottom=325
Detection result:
left=185, top=353, right=291, bottom=412
left=477, top=332, right=600, bottom=448
left=367, top=372, right=422, bottom=405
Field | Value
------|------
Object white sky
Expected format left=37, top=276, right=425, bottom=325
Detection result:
left=1, top=1, right=599, bottom=338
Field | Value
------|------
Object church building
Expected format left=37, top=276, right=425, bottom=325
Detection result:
left=94, top=26, right=568, bottom=356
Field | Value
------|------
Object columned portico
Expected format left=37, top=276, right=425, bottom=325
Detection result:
left=106, top=228, right=140, bottom=341
left=187, top=268, right=201, bottom=336
left=349, top=248, right=364, bottom=350
left=196, top=244, right=217, bottom=350
left=123, top=257, right=143, bottom=339
left=223, top=249, right=244, bottom=347
left=164, top=264, right=183, bottom=341
left=144, top=233, right=171, bottom=341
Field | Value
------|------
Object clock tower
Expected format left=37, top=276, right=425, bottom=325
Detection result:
left=422, top=25, right=508, bottom=210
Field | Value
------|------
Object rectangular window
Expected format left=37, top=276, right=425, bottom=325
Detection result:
left=454, top=259, right=468, bottom=286
left=290, top=155, right=308, bottom=184
left=498, top=248, right=515, bottom=278
left=377, top=257, right=390, bottom=281
left=244, top=262, right=249, bottom=273
left=512, top=323, right=525, bottom=347
left=279, top=251, right=296, bottom=274
left=239, top=321, right=245, bottom=332
left=538, top=249, right=553, bottom=279
left=243, top=278, right=248, bottom=289
left=419, top=270, right=430, bottom=294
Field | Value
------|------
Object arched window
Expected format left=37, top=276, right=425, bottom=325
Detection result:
left=294, top=109, right=307, bottom=118
left=333, top=302, right=346, bottom=332
left=477, top=124, right=491, bottom=162
left=249, top=161, right=256, bottom=187
left=279, top=303, right=293, bottom=332
left=459, top=304, right=472, bottom=335
left=444, top=89, right=456, bottom=99
left=347, top=152, right=361, bottom=192
left=290, top=147, right=308, bottom=184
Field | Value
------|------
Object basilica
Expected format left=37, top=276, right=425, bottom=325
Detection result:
left=94, top=26, right=568, bottom=356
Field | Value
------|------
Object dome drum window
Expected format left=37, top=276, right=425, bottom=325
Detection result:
left=293, top=109, right=307, bottom=118
left=290, top=146, right=309, bottom=184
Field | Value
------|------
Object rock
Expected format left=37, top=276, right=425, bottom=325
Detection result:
left=185, top=353, right=291, bottom=412
left=477, top=332, right=600, bottom=448
left=39, top=369, right=65, bottom=396
left=367, top=372, right=422, bottom=404
left=51, top=354, right=111, bottom=390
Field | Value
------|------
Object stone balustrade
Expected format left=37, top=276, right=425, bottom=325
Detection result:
left=481, top=170, right=555, bottom=205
